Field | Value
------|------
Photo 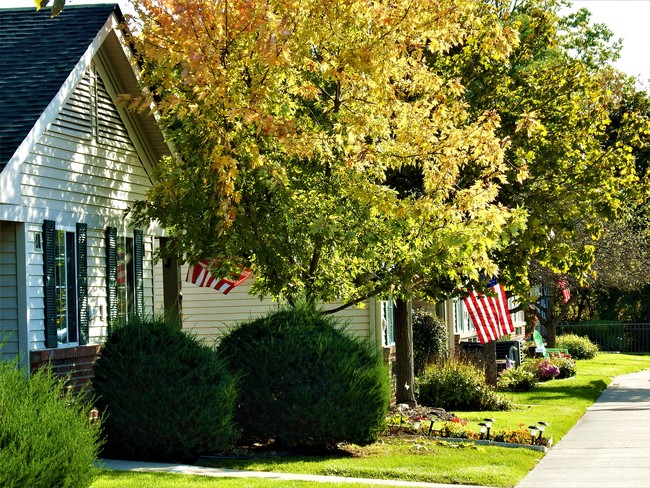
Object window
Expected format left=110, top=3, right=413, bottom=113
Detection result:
left=54, top=230, right=77, bottom=344
left=116, top=236, right=135, bottom=327
left=43, top=221, right=88, bottom=348
left=106, top=227, right=143, bottom=331
left=453, top=298, right=474, bottom=335
left=381, top=300, right=395, bottom=347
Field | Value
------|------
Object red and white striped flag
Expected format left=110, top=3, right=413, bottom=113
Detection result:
left=558, top=278, right=570, bottom=304
left=186, top=260, right=251, bottom=295
left=463, top=280, right=514, bottom=344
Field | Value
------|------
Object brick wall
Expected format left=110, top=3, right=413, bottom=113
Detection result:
left=30, top=345, right=102, bottom=396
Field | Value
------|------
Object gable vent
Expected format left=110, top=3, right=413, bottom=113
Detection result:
left=96, top=74, right=135, bottom=150
left=48, top=64, right=135, bottom=151
left=50, top=70, right=94, bottom=140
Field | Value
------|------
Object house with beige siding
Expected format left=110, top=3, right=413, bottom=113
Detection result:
left=0, top=5, right=392, bottom=383
left=0, top=5, right=177, bottom=380
left=161, top=269, right=388, bottom=347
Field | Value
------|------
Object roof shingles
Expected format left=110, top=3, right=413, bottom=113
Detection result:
left=0, top=4, right=118, bottom=171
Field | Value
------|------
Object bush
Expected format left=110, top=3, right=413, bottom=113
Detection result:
left=416, top=361, right=511, bottom=411
left=556, top=334, right=599, bottom=360
left=522, top=358, right=560, bottom=381
left=93, top=316, right=237, bottom=463
left=550, top=355, right=577, bottom=379
left=216, top=305, right=391, bottom=449
left=413, top=308, right=448, bottom=375
left=0, top=361, right=100, bottom=488
left=497, top=366, right=537, bottom=392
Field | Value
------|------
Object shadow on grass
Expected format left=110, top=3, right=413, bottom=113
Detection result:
left=199, top=444, right=357, bottom=470
left=515, top=379, right=608, bottom=404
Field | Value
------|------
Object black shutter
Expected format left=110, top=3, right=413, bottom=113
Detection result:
left=43, top=220, right=57, bottom=349
left=133, top=229, right=144, bottom=318
left=77, top=223, right=88, bottom=345
left=105, top=226, right=118, bottom=334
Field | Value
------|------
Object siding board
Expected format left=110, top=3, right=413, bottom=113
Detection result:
left=0, top=222, right=19, bottom=361
left=179, top=264, right=371, bottom=343
left=19, top=64, right=159, bottom=351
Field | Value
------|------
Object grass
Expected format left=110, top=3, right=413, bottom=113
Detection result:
left=91, top=470, right=373, bottom=487
left=93, top=353, right=650, bottom=488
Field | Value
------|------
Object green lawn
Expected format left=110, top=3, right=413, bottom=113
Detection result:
left=92, top=470, right=375, bottom=487
left=94, top=353, right=650, bottom=488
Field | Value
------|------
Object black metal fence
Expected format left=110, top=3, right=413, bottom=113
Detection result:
left=557, top=323, right=650, bottom=353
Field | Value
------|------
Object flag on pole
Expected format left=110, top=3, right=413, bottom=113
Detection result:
left=558, top=278, right=570, bottom=304
left=186, top=259, right=251, bottom=295
left=463, top=279, right=514, bottom=344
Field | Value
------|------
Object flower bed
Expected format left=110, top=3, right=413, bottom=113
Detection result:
left=385, top=405, right=551, bottom=451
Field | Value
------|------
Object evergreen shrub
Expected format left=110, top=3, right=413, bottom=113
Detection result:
left=412, top=308, right=448, bottom=375
left=0, top=361, right=100, bottom=488
left=556, top=334, right=599, bottom=359
left=416, top=361, right=511, bottom=411
left=217, top=305, right=391, bottom=449
left=93, top=316, right=237, bottom=463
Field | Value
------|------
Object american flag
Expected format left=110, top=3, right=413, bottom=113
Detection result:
left=463, top=279, right=514, bottom=344
left=558, top=278, right=570, bottom=304
left=186, top=260, right=251, bottom=295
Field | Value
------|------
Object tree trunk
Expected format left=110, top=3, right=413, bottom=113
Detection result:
left=546, top=293, right=557, bottom=348
left=394, top=299, right=416, bottom=406
left=484, top=341, right=497, bottom=387
left=546, top=320, right=557, bottom=348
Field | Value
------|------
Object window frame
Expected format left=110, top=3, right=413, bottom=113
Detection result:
left=106, top=227, right=144, bottom=332
left=43, top=220, right=88, bottom=348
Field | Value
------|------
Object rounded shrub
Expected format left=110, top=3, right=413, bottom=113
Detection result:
left=416, top=361, right=511, bottom=411
left=93, top=316, right=237, bottom=463
left=556, top=334, right=599, bottom=360
left=412, top=308, right=448, bottom=375
left=217, top=305, right=391, bottom=449
left=497, top=365, right=537, bottom=392
left=550, top=355, right=577, bottom=379
left=0, top=361, right=100, bottom=488
left=522, top=358, right=560, bottom=381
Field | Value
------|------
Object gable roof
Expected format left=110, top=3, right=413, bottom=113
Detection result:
left=0, top=4, right=121, bottom=171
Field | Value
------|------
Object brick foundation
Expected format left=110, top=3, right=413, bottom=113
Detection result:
left=30, top=345, right=102, bottom=396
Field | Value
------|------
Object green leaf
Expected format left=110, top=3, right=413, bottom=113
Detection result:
left=34, top=0, right=49, bottom=11
left=51, top=0, right=65, bottom=17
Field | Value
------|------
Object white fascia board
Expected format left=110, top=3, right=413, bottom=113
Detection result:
left=0, top=15, right=117, bottom=205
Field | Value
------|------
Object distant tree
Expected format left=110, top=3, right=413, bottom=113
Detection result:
left=432, top=0, right=650, bottom=346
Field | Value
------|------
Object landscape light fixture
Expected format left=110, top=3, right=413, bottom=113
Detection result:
left=478, top=422, right=487, bottom=439
left=428, top=415, right=439, bottom=437
left=483, top=418, right=495, bottom=440
left=537, top=421, right=549, bottom=442
left=528, top=425, right=539, bottom=444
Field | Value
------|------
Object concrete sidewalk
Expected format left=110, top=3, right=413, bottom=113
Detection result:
left=99, top=458, right=494, bottom=487
left=516, top=368, right=650, bottom=488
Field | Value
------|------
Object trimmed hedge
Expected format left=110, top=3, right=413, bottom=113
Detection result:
left=93, top=316, right=237, bottom=463
left=217, top=305, right=391, bottom=449
left=0, top=360, right=100, bottom=488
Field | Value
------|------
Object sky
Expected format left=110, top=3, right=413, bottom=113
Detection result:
left=3, top=0, right=650, bottom=88
left=566, top=0, right=650, bottom=89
